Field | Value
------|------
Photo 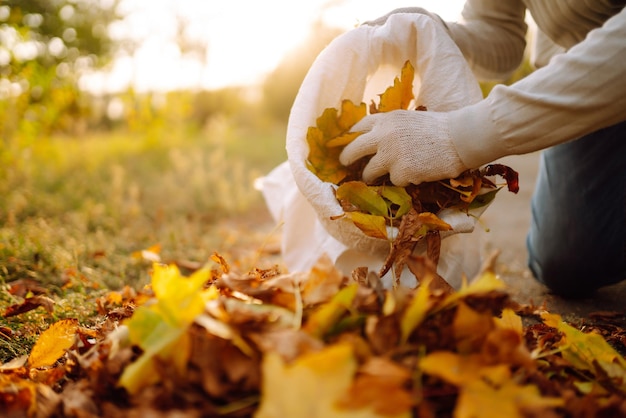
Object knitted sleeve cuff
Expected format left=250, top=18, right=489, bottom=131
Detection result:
left=447, top=98, right=510, bottom=168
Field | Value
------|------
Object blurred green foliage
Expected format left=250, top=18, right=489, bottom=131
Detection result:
left=0, top=0, right=120, bottom=141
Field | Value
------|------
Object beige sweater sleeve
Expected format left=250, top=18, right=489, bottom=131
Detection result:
left=446, top=0, right=528, bottom=81
left=448, top=7, right=626, bottom=168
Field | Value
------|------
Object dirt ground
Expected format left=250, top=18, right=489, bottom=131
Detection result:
left=481, top=153, right=626, bottom=321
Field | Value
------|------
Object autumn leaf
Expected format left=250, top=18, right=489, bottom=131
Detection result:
left=338, top=357, right=414, bottom=416
left=344, top=212, right=389, bottom=240
left=399, top=276, right=434, bottom=343
left=304, top=284, right=359, bottom=338
left=119, top=263, right=216, bottom=394
left=131, top=243, right=162, bottom=262
left=306, top=101, right=367, bottom=184
left=336, top=181, right=390, bottom=217
left=496, top=308, right=524, bottom=335
left=377, top=185, right=413, bottom=219
left=484, top=164, right=520, bottom=194
left=255, top=343, right=411, bottom=418
left=375, top=60, right=415, bottom=112
left=420, top=351, right=511, bottom=387
left=0, top=374, right=38, bottom=416
left=541, top=312, right=626, bottom=393
left=27, top=318, right=79, bottom=369
left=455, top=379, right=564, bottom=418
left=3, top=295, right=55, bottom=317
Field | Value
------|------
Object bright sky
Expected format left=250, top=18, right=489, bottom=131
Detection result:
left=81, top=0, right=466, bottom=93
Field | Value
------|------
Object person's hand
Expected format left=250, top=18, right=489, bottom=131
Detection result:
left=340, top=110, right=468, bottom=186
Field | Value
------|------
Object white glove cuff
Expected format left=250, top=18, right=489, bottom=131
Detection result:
left=448, top=97, right=511, bottom=168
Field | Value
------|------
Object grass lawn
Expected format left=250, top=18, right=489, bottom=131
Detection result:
left=0, top=120, right=287, bottom=362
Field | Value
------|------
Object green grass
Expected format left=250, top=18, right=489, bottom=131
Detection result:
left=0, top=119, right=287, bottom=362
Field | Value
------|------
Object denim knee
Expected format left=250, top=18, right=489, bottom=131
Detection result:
left=526, top=234, right=624, bottom=297
left=526, top=121, right=626, bottom=297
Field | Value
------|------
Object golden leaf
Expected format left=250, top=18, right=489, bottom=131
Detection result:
left=255, top=343, right=410, bottom=418
left=541, top=312, right=626, bottom=393
left=455, top=379, right=564, bottom=418
left=344, top=212, right=389, bottom=240
left=420, top=351, right=511, bottom=387
left=27, top=318, right=79, bottom=369
left=376, top=60, right=415, bottom=112
left=304, top=284, right=359, bottom=338
left=306, top=101, right=367, bottom=184
left=496, top=308, right=523, bottom=335
left=120, top=263, right=213, bottom=394
left=399, top=277, right=434, bottom=343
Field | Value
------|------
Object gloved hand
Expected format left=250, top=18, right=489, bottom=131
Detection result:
left=340, top=110, right=468, bottom=186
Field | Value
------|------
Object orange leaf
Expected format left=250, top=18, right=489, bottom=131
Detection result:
left=27, top=318, right=79, bottom=369
left=376, top=60, right=415, bottom=112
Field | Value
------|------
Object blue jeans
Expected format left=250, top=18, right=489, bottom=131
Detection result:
left=527, top=120, right=626, bottom=297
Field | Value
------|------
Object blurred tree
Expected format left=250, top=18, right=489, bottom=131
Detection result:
left=262, top=20, right=343, bottom=122
left=0, top=0, right=121, bottom=140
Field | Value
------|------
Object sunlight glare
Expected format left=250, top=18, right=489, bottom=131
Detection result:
left=81, top=0, right=465, bottom=93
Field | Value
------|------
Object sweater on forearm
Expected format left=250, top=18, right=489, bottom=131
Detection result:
left=443, top=0, right=626, bottom=168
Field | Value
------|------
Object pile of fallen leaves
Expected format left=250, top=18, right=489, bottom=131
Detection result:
left=1, top=253, right=625, bottom=417
left=305, top=61, right=519, bottom=282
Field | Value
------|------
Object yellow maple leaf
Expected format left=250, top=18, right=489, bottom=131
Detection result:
left=306, top=100, right=367, bottom=184
left=255, top=343, right=411, bottom=418
left=119, top=264, right=217, bottom=394
left=27, top=318, right=79, bottom=369
left=376, top=60, right=415, bottom=112
left=344, top=212, right=389, bottom=240
left=455, top=379, right=564, bottom=418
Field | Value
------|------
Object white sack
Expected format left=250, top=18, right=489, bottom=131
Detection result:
left=261, top=13, right=486, bottom=289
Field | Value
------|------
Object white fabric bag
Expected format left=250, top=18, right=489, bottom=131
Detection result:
left=261, top=13, right=487, bottom=289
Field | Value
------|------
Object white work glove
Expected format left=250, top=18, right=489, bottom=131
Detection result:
left=340, top=110, right=468, bottom=186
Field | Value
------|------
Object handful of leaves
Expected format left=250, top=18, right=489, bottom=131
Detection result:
left=306, top=61, right=519, bottom=283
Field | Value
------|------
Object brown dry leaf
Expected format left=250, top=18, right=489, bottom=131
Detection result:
left=7, top=278, right=48, bottom=297
left=28, top=318, right=79, bottom=369
left=380, top=209, right=452, bottom=280
left=3, top=295, right=55, bottom=317
left=301, top=254, right=345, bottom=306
